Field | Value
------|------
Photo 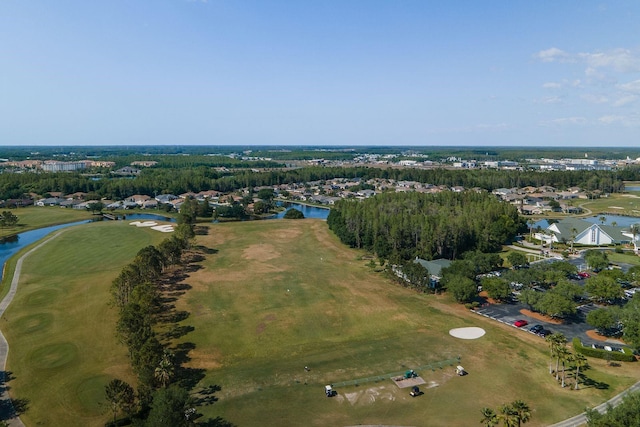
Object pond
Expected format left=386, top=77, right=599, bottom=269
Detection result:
left=270, top=202, right=330, bottom=220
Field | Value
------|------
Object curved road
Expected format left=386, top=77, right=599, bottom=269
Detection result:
left=0, top=231, right=66, bottom=427
left=548, top=380, right=640, bottom=427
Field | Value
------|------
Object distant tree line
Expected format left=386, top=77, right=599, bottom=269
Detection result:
left=0, top=164, right=631, bottom=200
left=327, top=191, right=523, bottom=262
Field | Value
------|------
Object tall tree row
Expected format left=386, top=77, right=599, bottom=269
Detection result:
left=328, top=191, right=523, bottom=262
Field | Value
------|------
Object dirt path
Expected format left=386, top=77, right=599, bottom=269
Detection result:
left=0, top=231, right=66, bottom=427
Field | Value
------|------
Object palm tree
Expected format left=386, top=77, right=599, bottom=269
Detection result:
left=630, top=224, right=640, bottom=253
left=558, top=347, right=571, bottom=387
left=480, top=407, right=499, bottom=427
left=599, top=216, right=606, bottom=225
left=570, top=227, right=578, bottom=254
left=573, top=353, right=588, bottom=390
left=511, top=400, right=531, bottom=427
left=499, top=403, right=519, bottom=427
left=154, top=351, right=174, bottom=388
left=527, top=219, right=536, bottom=240
left=546, top=332, right=566, bottom=376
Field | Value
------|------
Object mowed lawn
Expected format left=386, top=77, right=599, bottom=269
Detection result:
left=2, top=221, right=166, bottom=426
left=176, top=220, right=640, bottom=427
left=0, top=206, right=93, bottom=238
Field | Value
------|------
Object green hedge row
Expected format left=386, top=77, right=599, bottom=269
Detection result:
left=573, top=338, right=636, bottom=362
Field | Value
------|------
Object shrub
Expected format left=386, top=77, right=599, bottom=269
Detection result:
left=573, top=337, right=635, bottom=362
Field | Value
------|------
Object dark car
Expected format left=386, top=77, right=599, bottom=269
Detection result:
left=529, top=324, right=543, bottom=334
left=538, top=329, right=552, bottom=337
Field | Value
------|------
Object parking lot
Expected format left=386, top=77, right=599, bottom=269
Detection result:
left=474, top=301, right=606, bottom=346
left=472, top=251, right=633, bottom=349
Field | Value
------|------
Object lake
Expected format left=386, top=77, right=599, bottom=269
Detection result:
left=270, top=202, right=330, bottom=220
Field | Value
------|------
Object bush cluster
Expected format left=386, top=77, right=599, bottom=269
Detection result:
left=573, top=338, right=635, bottom=362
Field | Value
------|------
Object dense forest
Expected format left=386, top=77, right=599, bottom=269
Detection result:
left=327, top=191, right=523, bottom=261
left=0, top=165, right=635, bottom=200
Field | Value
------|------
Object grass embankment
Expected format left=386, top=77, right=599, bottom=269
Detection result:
left=3, top=218, right=639, bottom=426
left=2, top=221, right=166, bottom=426
left=0, top=206, right=93, bottom=238
left=173, top=220, right=639, bottom=427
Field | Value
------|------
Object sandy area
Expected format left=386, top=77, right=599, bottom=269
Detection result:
left=586, top=330, right=626, bottom=344
left=129, top=221, right=174, bottom=232
left=449, top=327, right=486, bottom=339
left=520, top=309, right=563, bottom=325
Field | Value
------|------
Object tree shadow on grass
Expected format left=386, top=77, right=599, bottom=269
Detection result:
left=0, top=397, right=29, bottom=420
left=580, top=375, right=609, bottom=390
left=192, top=385, right=221, bottom=406
left=161, top=324, right=195, bottom=340
left=198, top=416, right=236, bottom=427
left=194, top=226, right=209, bottom=236
left=184, top=264, right=204, bottom=274
left=194, top=245, right=218, bottom=255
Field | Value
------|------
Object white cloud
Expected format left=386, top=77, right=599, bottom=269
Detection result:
left=581, top=94, right=609, bottom=104
left=617, top=79, right=640, bottom=94
left=598, top=114, right=640, bottom=126
left=541, top=117, right=588, bottom=126
left=535, top=47, right=571, bottom=63
left=536, top=47, right=640, bottom=72
left=476, top=123, right=510, bottom=131
left=541, top=79, right=582, bottom=90
left=578, top=48, right=640, bottom=73
left=535, top=96, right=562, bottom=104
left=598, top=115, right=625, bottom=124
left=612, top=95, right=638, bottom=107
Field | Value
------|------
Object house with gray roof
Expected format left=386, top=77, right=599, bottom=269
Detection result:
left=545, top=218, right=630, bottom=246
left=414, top=258, right=453, bottom=287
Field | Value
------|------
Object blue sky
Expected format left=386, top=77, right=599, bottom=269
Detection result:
left=1, top=1, right=639, bottom=147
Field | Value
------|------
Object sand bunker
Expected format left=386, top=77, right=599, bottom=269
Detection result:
left=129, top=221, right=174, bottom=232
left=129, top=221, right=158, bottom=227
left=449, top=327, right=486, bottom=339
left=151, top=225, right=174, bottom=233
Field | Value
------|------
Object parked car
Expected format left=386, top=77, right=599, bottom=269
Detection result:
left=514, top=319, right=528, bottom=327
left=578, top=272, right=591, bottom=279
left=538, top=329, right=552, bottom=337
left=529, top=324, right=543, bottom=334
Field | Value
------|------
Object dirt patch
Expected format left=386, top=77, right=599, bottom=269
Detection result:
left=392, top=376, right=427, bottom=388
left=334, top=385, right=396, bottom=405
left=479, top=291, right=499, bottom=304
left=242, top=243, right=280, bottom=261
left=586, top=330, right=626, bottom=344
left=184, top=349, right=223, bottom=370
left=520, top=309, right=563, bottom=325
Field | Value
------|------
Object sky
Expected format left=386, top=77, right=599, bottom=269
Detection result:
left=1, top=1, right=639, bottom=147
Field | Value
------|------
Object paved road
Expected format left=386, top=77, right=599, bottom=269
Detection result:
left=547, top=380, right=640, bottom=427
left=0, top=231, right=65, bottom=427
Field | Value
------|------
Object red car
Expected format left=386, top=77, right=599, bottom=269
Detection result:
left=514, top=319, right=528, bottom=327
left=578, top=272, right=591, bottom=279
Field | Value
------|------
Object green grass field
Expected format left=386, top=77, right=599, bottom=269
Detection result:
left=2, top=221, right=166, bottom=426
left=0, top=206, right=94, bottom=238
left=173, top=220, right=640, bottom=427
left=2, top=219, right=639, bottom=426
